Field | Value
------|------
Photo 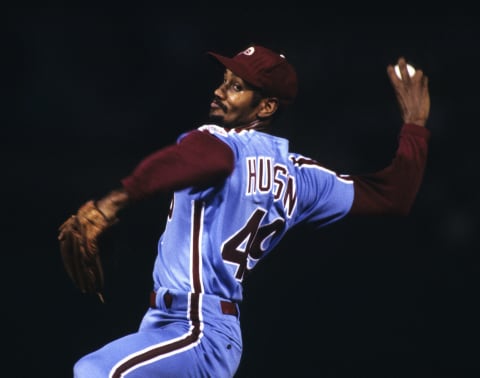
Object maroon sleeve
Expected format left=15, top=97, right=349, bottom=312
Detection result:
left=348, top=123, right=431, bottom=216
left=121, top=130, right=234, bottom=201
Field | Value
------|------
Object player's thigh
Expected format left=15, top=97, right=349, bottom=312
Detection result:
left=74, top=322, right=241, bottom=378
left=74, top=323, right=192, bottom=378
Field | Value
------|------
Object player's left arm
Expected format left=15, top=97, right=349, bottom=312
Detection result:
left=94, top=129, right=235, bottom=218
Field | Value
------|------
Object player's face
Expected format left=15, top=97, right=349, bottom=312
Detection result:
left=209, top=69, right=264, bottom=128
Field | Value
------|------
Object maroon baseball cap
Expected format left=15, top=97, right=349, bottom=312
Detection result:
left=208, top=45, right=298, bottom=106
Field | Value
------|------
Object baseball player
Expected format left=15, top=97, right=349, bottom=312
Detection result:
left=62, top=44, right=430, bottom=377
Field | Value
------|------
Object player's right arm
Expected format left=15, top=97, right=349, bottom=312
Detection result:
left=347, top=57, right=431, bottom=216
left=347, top=123, right=430, bottom=216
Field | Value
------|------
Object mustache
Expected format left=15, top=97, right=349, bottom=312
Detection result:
left=212, top=97, right=227, bottom=112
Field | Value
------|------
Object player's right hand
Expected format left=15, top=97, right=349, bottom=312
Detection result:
left=387, top=56, right=430, bottom=127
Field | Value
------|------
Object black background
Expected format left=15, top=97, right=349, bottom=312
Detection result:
left=4, top=5, right=480, bottom=378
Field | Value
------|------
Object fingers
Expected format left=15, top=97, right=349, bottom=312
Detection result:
left=397, top=57, right=411, bottom=80
left=59, top=220, right=78, bottom=284
left=58, top=215, right=76, bottom=241
left=388, top=56, right=429, bottom=87
left=59, top=217, right=87, bottom=292
left=397, top=57, right=428, bottom=84
left=387, top=56, right=412, bottom=84
left=90, top=254, right=105, bottom=294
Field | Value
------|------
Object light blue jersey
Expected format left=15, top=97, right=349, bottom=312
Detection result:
left=153, top=124, right=354, bottom=303
left=74, top=125, right=355, bottom=378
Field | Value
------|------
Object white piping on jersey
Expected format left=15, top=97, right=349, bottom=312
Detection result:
left=199, top=124, right=229, bottom=136
left=290, top=154, right=354, bottom=185
left=190, top=200, right=205, bottom=294
left=108, top=329, right=203, bottom=378
left=198, top=123, right=263, bottom=137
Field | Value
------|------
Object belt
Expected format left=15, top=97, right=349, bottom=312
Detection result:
left=150, top=291, right=238, bottom=317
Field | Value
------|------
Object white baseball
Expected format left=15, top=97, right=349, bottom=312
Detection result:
left=394, top=63, right=416, bottom=79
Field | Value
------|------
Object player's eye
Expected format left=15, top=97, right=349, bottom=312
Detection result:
left=219, top=79, right=245, bottom=94
left=232, top=83, right=243, bottom=92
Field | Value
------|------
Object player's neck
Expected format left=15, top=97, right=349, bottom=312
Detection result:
left=234, top=119, right=271, bottom=132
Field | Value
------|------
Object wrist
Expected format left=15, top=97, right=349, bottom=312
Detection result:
left=96, top=189, right=130, bottom=221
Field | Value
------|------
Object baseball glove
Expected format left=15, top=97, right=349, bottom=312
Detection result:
left=58, top=200, right=118, bottom=303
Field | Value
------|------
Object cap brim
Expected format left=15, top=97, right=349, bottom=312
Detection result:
left=207, top=52, right=262, bottom=89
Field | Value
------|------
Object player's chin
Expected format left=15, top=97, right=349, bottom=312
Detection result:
left=208, top=112, right=226, bottom=125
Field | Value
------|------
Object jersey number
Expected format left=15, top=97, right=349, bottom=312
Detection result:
left=222, top=209, right=284, bottom=281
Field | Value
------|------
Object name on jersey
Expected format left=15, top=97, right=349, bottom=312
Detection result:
left=245, top=156, right=296, bottom=217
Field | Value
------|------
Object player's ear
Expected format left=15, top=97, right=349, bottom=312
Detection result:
left=257, top=97, right=279, bottom=119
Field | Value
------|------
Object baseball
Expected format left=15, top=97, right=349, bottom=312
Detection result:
left=394, top=63, right=415, bottom=79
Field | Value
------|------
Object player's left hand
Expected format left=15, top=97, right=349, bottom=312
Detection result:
left=387, top=57, right=430, bottom=127
left=58, top=200, right=118, bottom=302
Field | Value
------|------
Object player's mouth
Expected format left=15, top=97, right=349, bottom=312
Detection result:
left=210, top=99, right=227, bottom=113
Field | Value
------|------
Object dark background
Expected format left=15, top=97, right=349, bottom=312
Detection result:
left=4, top=5, right=479, bottom=378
